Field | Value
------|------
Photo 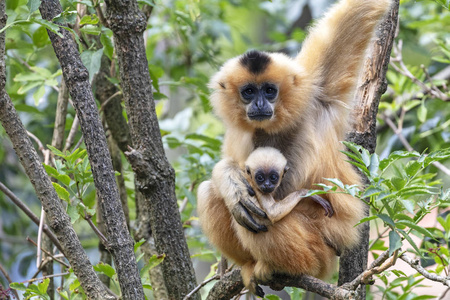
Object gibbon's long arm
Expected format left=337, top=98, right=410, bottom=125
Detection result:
left=211, top=158, right=268, bottom=233
left=297, top=0, right=390, bottom=131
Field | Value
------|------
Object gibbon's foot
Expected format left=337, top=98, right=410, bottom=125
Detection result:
left=255, top=284, right=265, bottom=298
left=310, top=194, right=334, bottom=217
left=231, top=202, right=268, bottom=233
left=269, top=282, right=285, bottom=291
left=248, top=278, right=265, bottom=298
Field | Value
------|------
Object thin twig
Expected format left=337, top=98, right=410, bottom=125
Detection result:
left=400, top=253, right=450, bottom=286
left=382, top=114, right=450, bottom=176
left=37, top=207, right=46, bottom=269
left=0, top=263, right=20, bottom=300
left=98, top=91, right=122, bottom=113
left=21, top=272, right=70, bottom=284
left=183, top=274, right=220, bottom=300
left=0, top=181, right=64, bottom=254
left=438, top=287, right=450, bottom=300
left=64, top=115, right=80, bottom=152
left=93, top=0, right=108, bottom=28
left=27, top=237, right=70, bottom=268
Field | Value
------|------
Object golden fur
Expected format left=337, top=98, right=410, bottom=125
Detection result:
left=197, top=0, right=391, bottom=294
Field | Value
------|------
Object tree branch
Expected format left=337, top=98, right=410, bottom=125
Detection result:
left=103, top=0, right=198, bottom=298
left=39, top=0, right=143, bottom=298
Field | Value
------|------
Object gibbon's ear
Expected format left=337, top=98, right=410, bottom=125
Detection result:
left=246, top=166, right=251, bottom=175
left=283, top=166, right=290, bottom=177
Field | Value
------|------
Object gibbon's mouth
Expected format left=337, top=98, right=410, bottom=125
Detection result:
left=247, top=112, right=273, bottom=121
left=259, top=186, right=275, bottom=194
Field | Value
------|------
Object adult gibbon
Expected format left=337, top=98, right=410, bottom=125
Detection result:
left=197, top=0, right=391, bottom=295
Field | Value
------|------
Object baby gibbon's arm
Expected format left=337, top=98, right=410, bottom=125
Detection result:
left=260, top=191, right=334, bottom=224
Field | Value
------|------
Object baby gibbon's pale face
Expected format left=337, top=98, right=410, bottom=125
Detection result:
left=245, top=147, right=288, bottom=194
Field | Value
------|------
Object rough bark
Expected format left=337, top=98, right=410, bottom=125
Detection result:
left=103, top=1, right=198, bottom=299
left=339, top=1, right=399, bottom=297
left=93, top=55, right=131, bottom=153
left=39, top=1, right=144, bottom=299
left=51, top=79, right=69, bottom=152
left=0, top=5, right=113, bottom=299
left=207, top=271, right=355, bottom=300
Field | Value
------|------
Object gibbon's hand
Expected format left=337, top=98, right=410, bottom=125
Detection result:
left=310, top=195, right=334, bottom=217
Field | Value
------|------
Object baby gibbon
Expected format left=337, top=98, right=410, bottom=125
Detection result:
left=197, top=0, right=391, bottom=296
left=235, top=147, right=335, bottom=295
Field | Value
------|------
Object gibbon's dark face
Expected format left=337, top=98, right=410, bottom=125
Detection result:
left=253, top=168, right=281, bottom=194
left=239, top=51, right=279, bottom=122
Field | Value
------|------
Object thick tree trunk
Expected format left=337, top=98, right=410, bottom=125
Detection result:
left=103, top=1, right=198, bottom=299
left=0, top=4, right=113, bottom=299
left=339, top=1, right=399, bottom=298
left=39, top=1, right=144, bottom=299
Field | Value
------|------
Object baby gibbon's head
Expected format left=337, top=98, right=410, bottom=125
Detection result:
left=245, top=147, right=289, bottom=194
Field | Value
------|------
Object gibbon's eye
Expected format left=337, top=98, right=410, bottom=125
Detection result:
left=255, top=173, right=265, bottom=183
left=265, top=87, right=276, bottom=95
left=269, top=172, right=279, bottom=183
left=243, top=87, right=255, bottom=97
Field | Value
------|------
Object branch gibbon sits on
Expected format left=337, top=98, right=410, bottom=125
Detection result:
left=197, top=0, right=391, bottom=295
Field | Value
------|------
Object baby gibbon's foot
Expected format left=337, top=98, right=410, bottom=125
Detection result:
left=310, top=194, right=334, bottom=217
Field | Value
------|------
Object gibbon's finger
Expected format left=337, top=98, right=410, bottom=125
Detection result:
left=247, top=184, right=256, bottom=197
left=231, top=202, right=268, bottom=233
left=254, top=284, right=265, bottom=298
left=310, top=195, right=334, bottom=217
left=240, top=197, right=267, bottom=219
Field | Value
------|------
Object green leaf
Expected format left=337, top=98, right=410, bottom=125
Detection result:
left=134, top=238, right=146, bottom=252
left=33, top=18, right=63, bottom=38
left=355, top=215, right=378, bottom=226
left=340, top=150, right=365, bottom=165
left=10, top=282, right=27, bottom=291
left=80, top=48, right=104, bottom=82
left=324, top=178, right=344, bottom=189
left=38, top=278, right=50, bottom=295
left=57, top=174, right=71, bottom=186
left=94, top=263, right=116, bottom=278
left=100, top=33, right=114, bottom=60
left=67, top=204, right=80, bottom=224
left=377, top=214, right=395, bottom=228
left=47, top=144, right=65, bottom=157
left=400, top=200, right=415, bottom=214
left=32, top=25, right=50, bottom=48
left=369, top=153, right=379, bottom=176
left=80, top=15, right=99, bottom=25
left=417, top=100, right=427, bottom=123
left=27, top=0, right=41, bottom=14
left=388, top=230, right=402, bottom=256
left=265, top=295, right=282, bottom=300
left=137, top=0, right=155, bottom=6
left=44, top=164, right=59, bottom=178
left=396, top=220, right=435, bottom=239
left=80, top=24, right=101, bottom=35
left=362, top=187, right=383, bottom=198
left=391, top=177, right=407, bottom=190
left=52, top=182, right=70, bottom=202
left=379, top=151, right=420, bottom=171
left=405, top=161, right=422, bottom=178
left=397, top=229, right=421, bottom=255
left=33, top=84, right=46, bottom=105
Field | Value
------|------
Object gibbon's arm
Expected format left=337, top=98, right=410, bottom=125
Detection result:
left=211, top=158, right=269, bottom=233
left=297, top=0, right=390, bottom=126
left=260, top=191, right=334, bottom=224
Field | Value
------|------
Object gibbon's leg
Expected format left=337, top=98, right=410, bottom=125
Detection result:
left=197, top=180, right=254, bottom=266
left=261, top=191, right=334, bottom=224
left=297, top=0, right=391, bottom=136
left=211, top=158, right=268, bottom=233
left=241, top=261, right=264, bottom=298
